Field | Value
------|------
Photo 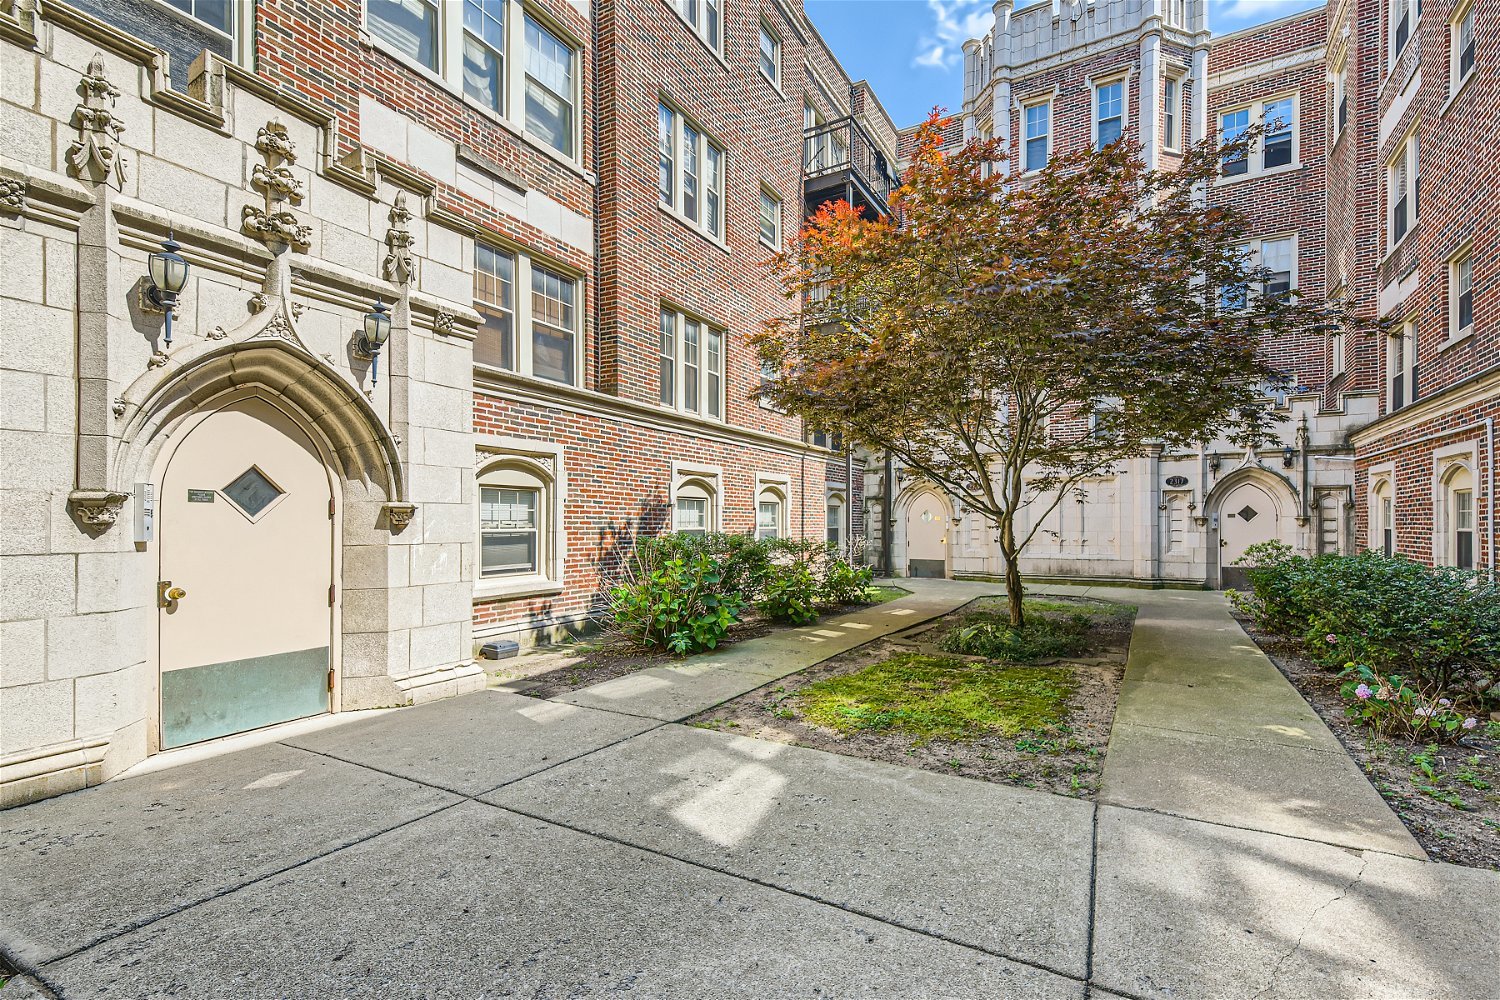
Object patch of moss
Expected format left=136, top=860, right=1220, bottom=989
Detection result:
left=793, top=653, right=1075, bottom=744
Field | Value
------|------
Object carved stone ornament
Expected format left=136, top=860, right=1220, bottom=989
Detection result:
left=383, top=190, right=416, bottom=284
left=207, top=325, right=230, bottom=340
left=433, top=310, right=456, bottom=335
left=112, top=397, right=128, bottom=417
left=66, top=53, right=128, bottom=186
left=243, top=119, right=310, bottom=250
left=0, top=178, right=24, bottom=212
left=68, top=489, right=129, bottom=530
left=248, top=292, right=269, bottom=313
left=147, top=351, right=169, bottom=369
left=383, top=502, right=417, bottom=532
left=258, top=312, right=298, bottom=344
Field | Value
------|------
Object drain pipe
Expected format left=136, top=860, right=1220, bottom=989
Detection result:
left=1488, top=417, right=1496, bottom=576
left=882, top=450, right=895, bottom=575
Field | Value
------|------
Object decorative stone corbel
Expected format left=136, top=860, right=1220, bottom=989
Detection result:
left=383, top=502, right=417, bottom=532
left=66, top=53, right=128, bottom=186
left=68, top=489, right=129, bottom=530
left=0, top=178, right=24, bottom=213
left=248, top=292, right=269, bottom=313
left=382, top=190, right=415, bottom=284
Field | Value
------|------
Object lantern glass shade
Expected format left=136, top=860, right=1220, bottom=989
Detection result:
left=148, top=238, right=190, bottom=295
left=363, top=302, right=392, bottom=349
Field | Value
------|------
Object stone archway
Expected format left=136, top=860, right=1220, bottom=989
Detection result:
left=902, top=489, right=951, bottom=578
left=1206, top=467, right=1297, bottom=589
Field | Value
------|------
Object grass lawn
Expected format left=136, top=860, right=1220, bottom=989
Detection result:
left=865, top=585, right=910, bottom=605
left=794, top=652, right=1076, bottom=744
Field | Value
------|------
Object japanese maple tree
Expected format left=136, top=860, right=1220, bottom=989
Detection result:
left=756, top=115, right=1349, bottom=627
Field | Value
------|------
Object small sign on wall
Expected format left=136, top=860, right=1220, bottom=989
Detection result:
left=1165, top=475, right=1189, bottom=487
left=187, top=489, right=216, bottom=503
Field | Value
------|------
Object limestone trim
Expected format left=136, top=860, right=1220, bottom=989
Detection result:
left=474, top=436, right=569, bottom=601
left=0, top=738, right=111, bottom=809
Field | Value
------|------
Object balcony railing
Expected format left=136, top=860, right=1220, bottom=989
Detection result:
left=803, top=116, right=899, bottom=219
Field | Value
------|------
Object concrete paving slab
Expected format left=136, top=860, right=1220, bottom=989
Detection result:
left=487, top=723, right=1095, bottom=977
left=38, top=800, right=1083, bottom=1000
left=1091, top=806, right=1500, bottom=1000
left=555, top=581, right=1004, bottom=721
left=1100, top=722, right=1423, bottom=856
left=0, top=974, right=50, bottom=999
left=281, top=689, right=660, bottom=794
left=0, top=742, right=459, bottom=966
left=1112, top=677, right=1333, bottom=750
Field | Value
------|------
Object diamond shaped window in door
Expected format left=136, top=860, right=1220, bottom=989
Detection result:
left=1236, top=505, right=1259, bottom=522
left=224, top=466, right=284, bottom=518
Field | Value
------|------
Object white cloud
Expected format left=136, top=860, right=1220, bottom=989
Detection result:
left=913, top=0, right=995, bottom=71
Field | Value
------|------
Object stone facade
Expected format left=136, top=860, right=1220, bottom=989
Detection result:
left=1, top=0, right=878, bottom=806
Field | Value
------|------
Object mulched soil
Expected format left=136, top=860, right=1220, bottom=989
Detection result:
left=1239, top=620, right=1500, bottom=870
left=687, top=596, right=1135, bottom=800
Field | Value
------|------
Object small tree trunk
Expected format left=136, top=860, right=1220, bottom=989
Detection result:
left=997, top=512, right=1026, bottom=628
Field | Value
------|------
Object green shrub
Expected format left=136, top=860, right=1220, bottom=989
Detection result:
left=606, top=552, right=744, bottom=655
left=1338, top=663, right=1488, bottom=743
left=759, top=563, right=820, bottom=624
left=1235, top=545, right=1500, bottom=704
left=820, top=556, right=876, bottom=605
left=940, top=610, right=1091, bottom=662
left=637, top=532, right=774, bottom=600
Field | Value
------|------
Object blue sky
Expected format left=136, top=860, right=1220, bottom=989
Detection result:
left=805, top=0, right=1324, bottom=128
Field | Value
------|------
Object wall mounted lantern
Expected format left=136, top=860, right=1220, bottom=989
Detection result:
left=357, top=297, right=392, bottom=386
left=1282, top=444, right=1296, bottom=468
left=1208, top=452, right=1222, bottom=473
left=145, top=232, right=190, bottom=347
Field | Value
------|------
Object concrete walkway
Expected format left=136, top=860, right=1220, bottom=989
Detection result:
left=2, top=581, right=1496, bottom=999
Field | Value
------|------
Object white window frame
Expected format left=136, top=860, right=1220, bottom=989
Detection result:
left=1451, top=0, right=1476, bottom=96
left=1387, top=131, right=1419, bottom=250
left=1450, top=247, right=1474, bottom=342
left=1387, top=314, right=1419, bottom=410
left=1217, top=93, right=1300, bottom=182
left=364, top=0, right=581, bottom=165
left=1091, top=73, right=1129, bottom=151
left=124, top=0, right=253, bottom=71
left=668, top=0, right=722, bottom=54
left=1162, top=75, right=1182, bottom=153
left=659, top=306, right=725, bottom=420
left=826, top=491, right=845, bottom=548
left=473, top=242, right=583, bottom=386
left=1022, top=98, right=1051, bottom=173
left=1433, top=448, right=1477, bottom=569
left=1390, top=0, right=1416, bottom=67
left=754, top=473, right=792, bottom=541
left=759, top=20, right=782, bottom=88
left=1332, top=49, right=1350, bottom=141
left=759, top=186, right=783, bottom=249
left=670, top=462, right=723, bottom=535
left=1369, top=467, right=1396, bottom=556
left=474, top=438, right=567, bottom=601
left=658, top=101, right=727, bottom=242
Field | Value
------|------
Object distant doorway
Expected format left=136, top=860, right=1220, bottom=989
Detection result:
left=905, top=491, right=948, bottom=578
left=1216, top=480, right=1280, bottom=590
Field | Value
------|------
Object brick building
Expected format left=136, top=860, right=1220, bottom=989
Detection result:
left=0, top=0, right=889, bottom=805
left=869, top=0, right=1491, bottom=587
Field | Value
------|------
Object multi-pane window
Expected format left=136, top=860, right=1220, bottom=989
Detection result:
left=1453, top=0, right=1476, bottom=88
left=1388, top=317, right=1419, bottom=409
left=759, top=22, right=781, bottom=84
left=826, top=496, right=844, bottom=547
left=367, top=2, right=577, bottom=159
left=1389, top=135, right=1418, bottom=246
left=673, top=0, right=721, bottom=50
left=1024, top=102, right=1050, bottom=172
left=1333, top=53, right=1350, bottom=136
left=530, top=265, right=576, bottom=384
left=759, top=188, right=782, bottom=248
left=1392, top=0, right=1413, bottom=59
left=462, top=0, right=504, bottom=112
left=1260, top=237, right=1294, bottom=300
left=756, top=493, right=784, bottom=540
left=525, top=16, right=574, bottom=156
left=1381, top=494, right=1395, bottom=555
left=474, top=244, right=516, bottom=370
left=480, top=486, right=539, bottom=576
left=1453, top=489, right=1475, bottom=569
left=675, top=496, right=708, bottom=534
left=804, top=102, right=847, bottom=174
left=1166, top=497, right=1187, bottom=552
left=1452, top=251, right=1474, bottom=338
left=1163, top=78, right=1180, bottom=151
left=1095, top=80, right=1124, bottom=149
left=659, top=307, right=725, bottom=419
left=1221, top=97, right=1296, bottom=178
left=1317, top=495, right=1342, bottom=555
left=658, top=103, right=725, bottom=239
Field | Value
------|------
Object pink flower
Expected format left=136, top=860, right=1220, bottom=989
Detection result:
left=1462, top=717, right=1479, bottom=730
left=1325, top=634, right=1338, bottom=644
left=1439, top=698, right=1452, bottom=707
left=1413, top=706, right=1435, bottom=718
left=1354, top=684, right=1373, bottom=701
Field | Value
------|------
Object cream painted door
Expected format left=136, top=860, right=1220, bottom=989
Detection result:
left=906, top=492, right=948, bottom=578
left=158, top=397, right=333, bottom=748
left=1218, top=480, right=1279, bottom=590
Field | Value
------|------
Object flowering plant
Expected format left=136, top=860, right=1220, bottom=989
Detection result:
left=1338, top=663, right=1482, bottom=742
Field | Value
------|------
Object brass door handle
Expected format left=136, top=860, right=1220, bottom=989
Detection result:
left=158, top=581, right=187, bottom=607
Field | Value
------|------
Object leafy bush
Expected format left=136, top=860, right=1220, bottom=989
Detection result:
left=758, top=563, right=821, bottom=624
left=637, top=532, right=775, bottom=600
left=606, top=552, right=744, bottom=655
left=940, top=610, right=1092, bottom=662
left=1233, top=545, right=1500, bottom=703
left=1338, top=663, right=1488, bottom=743
left=821, top=558, right=875, bottom=605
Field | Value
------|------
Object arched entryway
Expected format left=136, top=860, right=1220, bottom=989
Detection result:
left=156, top=396, right=336, bottom=748
left=1211, top=471, right=1295, bottom=590
left=905, top=490, right=949, bottom=578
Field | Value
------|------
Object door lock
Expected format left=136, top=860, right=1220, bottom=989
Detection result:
left=158, top=581, right=187, bottom=607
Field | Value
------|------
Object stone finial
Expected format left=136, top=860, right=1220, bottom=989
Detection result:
left=243, top=119, right=310, bottom=250
left=68, top=489, right=129, bottom=530
left=66, top=53, right=128, bottom=186
left=255, top=121, right=298, bottom=163
left=383, top=190, right=416, bottom=284
left=0, top=178, right=25, bottom=212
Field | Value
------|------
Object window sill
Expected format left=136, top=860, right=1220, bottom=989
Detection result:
left=1214, top=161, right=1304, bottom=187
left=759, top=68, right=786, bottom=99
left=656, top=202, right=731, bottom=255
left=1382, top=224, right=1419, bottom=263
left=474, top=360, right=580, bottom=392
left=1440, top=70, right=1475, bottom=118
left=657, top=399, right=726, bottom=425
left=474, top=576, right=564, bottom=602
left=1440, top=330, right=1475, bottom=352
left=663, top=1, right=731, bottom=71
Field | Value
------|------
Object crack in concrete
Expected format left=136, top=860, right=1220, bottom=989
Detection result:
left=1253, top=853, right=1369, bottom=1000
